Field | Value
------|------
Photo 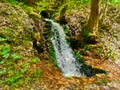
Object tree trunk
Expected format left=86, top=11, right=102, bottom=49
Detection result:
left=84, top=0, right=101, bottom=43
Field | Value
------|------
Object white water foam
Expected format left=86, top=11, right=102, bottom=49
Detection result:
left=45, top=19, right=82, bottom=77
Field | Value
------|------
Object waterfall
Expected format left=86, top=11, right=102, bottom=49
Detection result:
left=45, top=19, right=82, bottom=77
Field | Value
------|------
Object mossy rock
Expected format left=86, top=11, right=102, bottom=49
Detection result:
left=0, top=2, right=41, bottom=89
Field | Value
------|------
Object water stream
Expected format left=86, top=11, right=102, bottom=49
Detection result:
left=45, top=19, right=82, bottom=77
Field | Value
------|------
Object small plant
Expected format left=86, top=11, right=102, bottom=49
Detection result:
left=17, top=2, right=34, bottom=13
left=0, top=45, right=42, bottom=88
left=85, top=45, right=93, bottom=51
left=8, top=0, right=18, bottom=5
left=0, top=37, right=7, bottom=42
left=36, top=1, right=50, bottom=12
left=64, top=26, right=70, bottom=34
left=11, top=53, right=22, bottom=60
left=0, top=43, right=38, bottom=88
left=80, top=49, right=89, bottom=56
left=74, top=52, right=85, bottom=63
left=31, top=57, right=39, bottom=63
left=32, top=68, right=41, bottom=78
left=0, top=45, right=10, bottom=59
left=96, top=45, right=117, bottom=62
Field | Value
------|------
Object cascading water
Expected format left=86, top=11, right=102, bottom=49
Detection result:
left=45, top=19, right=82, bottom=77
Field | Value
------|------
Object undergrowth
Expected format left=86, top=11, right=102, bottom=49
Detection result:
left=0, top=45, right=41, bottom=89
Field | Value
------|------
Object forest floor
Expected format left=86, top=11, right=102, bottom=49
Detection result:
left=0, top=2, right=120, bottom=90
left=23, top=58, right=120, bottom=90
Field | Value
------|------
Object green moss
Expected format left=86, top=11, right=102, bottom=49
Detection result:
left=49, top=45, right=58, bottom=67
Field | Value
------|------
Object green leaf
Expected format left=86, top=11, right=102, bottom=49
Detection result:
left=22, top=62, right=30, bottom=68
left=33, top=69, right=41, bottom=78
left=11, top=53, right=21, bottom=60
left=5, top=71, right=22, bottom=84
left=31, top=57, right=39, bottom=63
left=21, top=67, right=28, bottom=73
left=0, top=37, right=7, bottom=42
left=0, top=80, right=4, bottom=84
left=8, top=0, right=18, bottom=5
left=0, top=45, right=10, bottom=58
left=75, top=52, right=81, bottom=59
left=0, top=60, right=5, bottom=64
left=64, top=27, right=70, bottom=34
left=6, top=77, right=16, bottom=84
left=3, top=53, right=10, bottom=59
left=85, top=45, right=92, bottom=51
left=0, top=68, right=7, bottom=76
